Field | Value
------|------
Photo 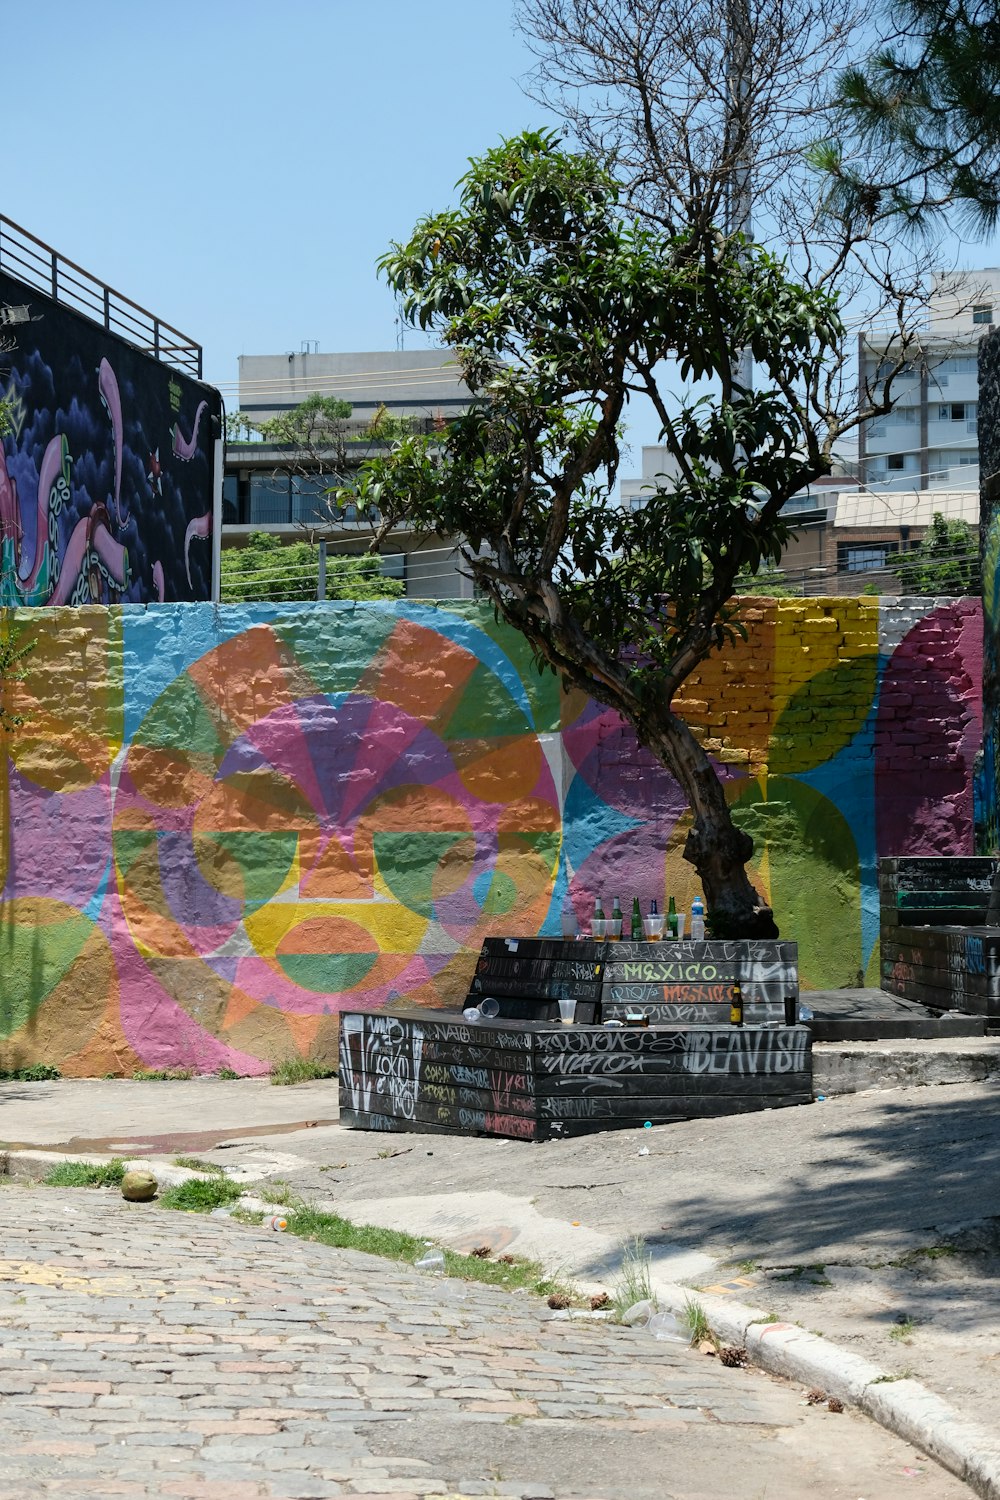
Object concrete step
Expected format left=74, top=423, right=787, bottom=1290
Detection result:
left=812, top=1036, right=1000, bottom=1096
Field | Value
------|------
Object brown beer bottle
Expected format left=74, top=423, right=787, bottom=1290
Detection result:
left=729, top=981, right=744, bottom=1027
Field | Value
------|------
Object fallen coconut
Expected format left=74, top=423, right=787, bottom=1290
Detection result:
left=121, top=1169, right=158, bottom=1202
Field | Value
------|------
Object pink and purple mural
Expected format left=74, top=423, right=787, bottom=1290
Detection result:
left=0, top=268, right=218, bottom=606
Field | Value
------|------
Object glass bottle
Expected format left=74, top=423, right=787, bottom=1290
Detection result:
left=730, top=981, right=744, bottom=1027
left=667, top=895, right=678, bottom=938
left=630, top=897, right=642, bottom=940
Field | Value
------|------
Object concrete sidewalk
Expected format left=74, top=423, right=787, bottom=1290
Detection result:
left=2, top=1048, right=999, bottom=1496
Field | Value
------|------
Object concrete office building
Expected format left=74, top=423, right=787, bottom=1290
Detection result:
left=222, top=349, right=476, bottom=599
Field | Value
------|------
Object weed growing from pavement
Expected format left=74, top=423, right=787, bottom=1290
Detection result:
left=158, top=1177, right=245, bottom=1212
left=131, top=1069, right=195, bottom=1081
left=681, top=1298, right=715, bottom=1346
left=43, top=1159, right=127, bottom=1188
left=735, top=1258, right=759, bottom=1275
left=888, top=1317, right=917, bottom=1341
left=0, top=1065, right=61, bottom=1082
left=268, top=1058, right=337, bottom=1086
left=771, top=1263, right=832, bottom=1286
left=215, top=1067, right=241, bottom=1080
left=171, top=1157, right=226, bottom=1176
left=611, top=1236, right=657, bottom=1320
left=891, top=1244, right=961, bottom=1267
left=239, top=1195, right=570, bottom=1298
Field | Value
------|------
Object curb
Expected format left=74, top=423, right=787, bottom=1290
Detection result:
left=655, top=1283, right=1000, bottom=1500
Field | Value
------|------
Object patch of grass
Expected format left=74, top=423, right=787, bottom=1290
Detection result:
left=215, top=1067, right=241, bottom=1080
left=870, top=1370, right=915, bottom=1383
left=277, top=1201, right=568, bottom=1297
left=131, top=1069, right=195, bottom=1081
left=43, top=1158, right=127, bottom=1188
left=735, top=1258, right=759, bottom=1275
left=888, top=1317, right=917, bottom=1341
left=771, top=1263, right=832, bottom=1286
left=0, top=1064, right=61, bottom=1082
left=892, top=1244, right=960, bottom=1267
left=171, top=1156, right=225, bottom=1176
left=749, top=1312, right=781, bottom=1325
left=158, top=1177, right=244, bottom=1213
left=611, top=1236, right=657, bottom=1320
left=268, top=1058, right=337, bottom=1086
left=681, top=1298, right=715, bottom=1346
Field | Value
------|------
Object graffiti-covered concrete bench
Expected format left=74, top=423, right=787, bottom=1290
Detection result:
left=339, top=936, right=810, bottom=1140
left=880, top=856, right=1000, bottom=1026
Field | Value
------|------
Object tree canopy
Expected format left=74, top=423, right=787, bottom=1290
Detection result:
left=343, top=130, right=885, bottom=934
left=893, top=512, right=980, bottom=595
left=826, top=0, right=1000, bottom=231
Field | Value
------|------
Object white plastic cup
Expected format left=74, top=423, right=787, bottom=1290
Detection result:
left=415, top=1248, right=445, bottom=1272
left=675, top=913, right=686, bottom=940
left=605, top=917, right=623, bottom=940
left=592, top=918, right=607, bottom=942
left=643, top=916, right=665, bottom=940
left=478, top=996, right=500, bottom=1018
left=647, top=1310, right=687, bottom=1343
left=558, top=996, right=576, bottom=1024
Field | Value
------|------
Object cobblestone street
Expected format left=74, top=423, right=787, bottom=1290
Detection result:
left=0, top=1191, right=970, bottom=1499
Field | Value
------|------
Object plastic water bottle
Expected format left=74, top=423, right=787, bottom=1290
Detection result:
left=269, top=1215, right=288, bottom=1232
left=690, top=897, right=706, bottom=942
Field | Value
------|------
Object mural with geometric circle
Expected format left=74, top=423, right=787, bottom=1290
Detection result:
left=0, top=595, right=983, bottom=1074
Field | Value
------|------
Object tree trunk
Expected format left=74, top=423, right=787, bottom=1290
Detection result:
left=646, top=714, right=778, bottom=938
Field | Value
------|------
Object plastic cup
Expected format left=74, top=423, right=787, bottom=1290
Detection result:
left=643, top=916, right=665, bottom=940
left=478, top=996, right=500, bottom=1018
left=558, top=996, right=576, bottom=1024
left=675, top=913, right=686, bottom=940
left=592, top=919, right=607, bottom=942
left=605, top=917, right=623, bottom=940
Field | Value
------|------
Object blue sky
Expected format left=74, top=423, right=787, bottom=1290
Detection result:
left=4, top=2, right=682, bottom=463
left=6, top=2, right=992, bottom=485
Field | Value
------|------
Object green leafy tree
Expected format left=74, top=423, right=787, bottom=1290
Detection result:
left=342, top=130, right=889, bottom=936
left=821, top=0, right=1000, bottom=230
left=220, top=532, right=403, bottom=604
left=893, top=511, right=979, bottom=595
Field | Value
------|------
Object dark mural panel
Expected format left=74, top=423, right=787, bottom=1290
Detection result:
left=0, top=270, right=219, bottom=603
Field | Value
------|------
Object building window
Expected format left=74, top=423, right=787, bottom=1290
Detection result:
left=248, top=475, right=292, bottom=526
left=973, top=304, right=994, bottom=324
left=937, top=402, right=975, bottom=421
left=886, top=454, right=906, bottom=470
left=838, top=542, right=898, bottom=573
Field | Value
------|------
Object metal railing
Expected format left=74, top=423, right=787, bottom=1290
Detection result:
left=0, top=214, right=203, bottom=378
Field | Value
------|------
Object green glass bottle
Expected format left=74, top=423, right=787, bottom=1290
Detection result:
left=630, top=897, right=642, bottom=940
left=667, top=895, right=678, bottom=938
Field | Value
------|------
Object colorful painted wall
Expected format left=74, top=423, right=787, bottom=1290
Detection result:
left=977, top=325, right=1000, bottom=851
left=0, top=269, right=219, bottom=606
left=0, top=596, right=982, bottom=1075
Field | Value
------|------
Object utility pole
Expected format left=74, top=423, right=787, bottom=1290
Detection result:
left=726, top=0, right=754, bottom=395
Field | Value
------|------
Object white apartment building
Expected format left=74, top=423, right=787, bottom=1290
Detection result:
left=859, top=268, right=999, bottom=493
